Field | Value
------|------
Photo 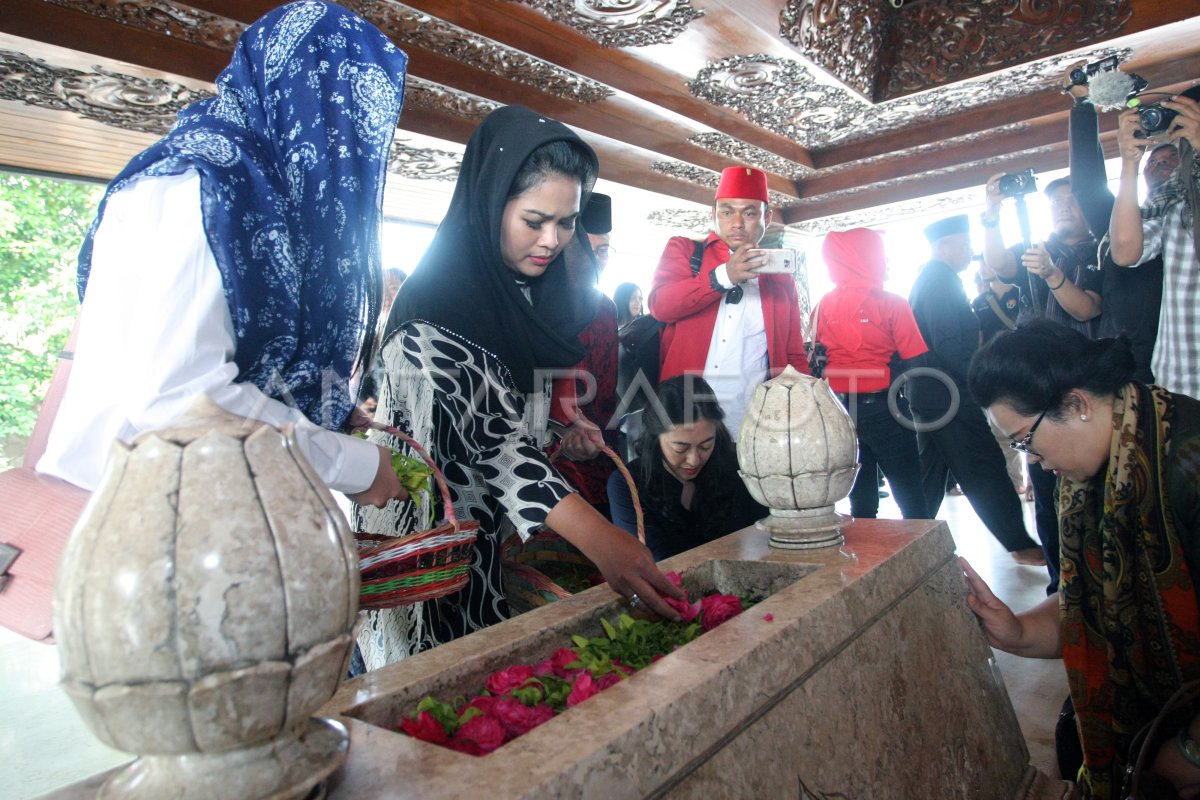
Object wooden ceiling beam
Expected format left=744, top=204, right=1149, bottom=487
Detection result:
left=798, top=111, right=1076, bottom=200
left=177, top=0, right=814, bottom=170
left=782, top=144, right=1073, bottom=225
left=815, top=22, right=1200, bottom=170
left=394, top=0, right=813, bottom=165
left=0, top=0, right=230, bottom=82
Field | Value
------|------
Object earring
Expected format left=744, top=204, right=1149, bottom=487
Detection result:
left=1080, top=414, right=1088, bottom=421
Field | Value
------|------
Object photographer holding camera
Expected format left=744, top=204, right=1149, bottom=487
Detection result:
left=981, top=174, right=1102, bottom=592
left=1065, top=60, right=1173, bottom=385
left=1110, top=84, right=1200, bottom=399
left=981, top=176, right=1103, bottom=335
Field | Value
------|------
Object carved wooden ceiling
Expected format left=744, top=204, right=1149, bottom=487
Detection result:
left=0, top=0, right=1198, bottom=235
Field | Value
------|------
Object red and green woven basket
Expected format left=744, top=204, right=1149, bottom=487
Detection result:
left=354, top=423, right=479, bottom=610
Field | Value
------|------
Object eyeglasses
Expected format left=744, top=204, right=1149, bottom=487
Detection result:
left=1008, top=409, right=1048, bottom=455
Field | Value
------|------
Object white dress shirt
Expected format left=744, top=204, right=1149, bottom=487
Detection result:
left=703, top=264, right=768, bottom=437
left=37, top=171, right=378, bottom=494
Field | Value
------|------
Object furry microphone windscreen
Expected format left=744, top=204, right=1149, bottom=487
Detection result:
left=1090, top=70, right=1139, bottom=111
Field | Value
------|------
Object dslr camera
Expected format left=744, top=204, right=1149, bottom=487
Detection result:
left=1068, top=55, right=1118, bottom=87
left=1127, top=88, right=1179, bottom=137
left=998, top=168, right=1037, bottom=198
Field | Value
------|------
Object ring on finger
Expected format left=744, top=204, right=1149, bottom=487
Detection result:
left=629, top=592, right=642, bottom=609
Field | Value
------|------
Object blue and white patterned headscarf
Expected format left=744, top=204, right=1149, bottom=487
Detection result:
left=78, top=1, right=407, bottom=429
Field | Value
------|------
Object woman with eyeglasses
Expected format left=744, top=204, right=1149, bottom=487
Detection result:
left=963, top=318, right=1200, bottom=799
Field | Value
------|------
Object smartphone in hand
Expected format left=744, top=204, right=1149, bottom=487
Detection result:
left=751, top=248, right=798, bottom=275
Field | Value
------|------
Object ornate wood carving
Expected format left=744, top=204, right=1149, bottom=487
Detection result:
left=785, top=188, right=981, bottom=237
left=651, top=159, right=794, bottom=205
left=691, top=48, right=1126, bottom=148
left=0, top=50, right=471, bottom=182
left=646, top=208, right=711, bottom=232
left=342, top=0, right=613, bottom=103
left=688, top=132, right=812, bottom=178
left=43, top=0, right=246, bottom=50
left=403, top=76, right=500, bottom=120
left=880, top=0, right=1135, bottom=99
left=44, top=0, right=613, bottom=104
left=387, top=138, right=461, bottom=180
left=504, top=0, right=704, bottom=48
left=779, top=0, right=888, bottom=100
left=779, top=0, right=1134, bottom=102
left=789, top=143, right=1060, bottom=210
left=0, top=48, right=205, bottom=135
left=814, top=122, right=1032, bottom=177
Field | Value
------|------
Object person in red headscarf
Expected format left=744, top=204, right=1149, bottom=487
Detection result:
left=648, top=166, right=807, bottom=438
left=813, top=228, right=930, bottom=519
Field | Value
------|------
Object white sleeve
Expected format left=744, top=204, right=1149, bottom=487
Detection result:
left=37, top=172, right=377, bottom=494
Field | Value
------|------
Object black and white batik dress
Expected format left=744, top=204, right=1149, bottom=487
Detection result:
left=353, top=321, right=574, bottom=669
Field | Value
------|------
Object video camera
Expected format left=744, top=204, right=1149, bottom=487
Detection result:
left=1068, top=55, right=1119, bottom=87
left=998, top=168, right=1037, bottom=199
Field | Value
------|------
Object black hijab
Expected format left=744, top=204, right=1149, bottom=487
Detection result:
left=386, top=105, right=600, bottom=393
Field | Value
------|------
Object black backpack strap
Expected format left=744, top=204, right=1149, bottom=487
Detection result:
left=689, top=239, right=704, bottom=276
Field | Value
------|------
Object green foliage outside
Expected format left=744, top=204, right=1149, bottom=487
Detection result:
left=0, top=172, right=102, bottom=469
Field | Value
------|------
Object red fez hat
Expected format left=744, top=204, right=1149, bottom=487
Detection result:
left=715, top=166, right=769, bottom=204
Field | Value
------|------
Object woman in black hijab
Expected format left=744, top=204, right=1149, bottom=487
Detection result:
left=354, top=106, right=682, bottom=668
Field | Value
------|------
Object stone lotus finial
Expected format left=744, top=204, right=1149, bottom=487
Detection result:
left=737, top=365, right=859, bottom=549
left=54, top=396, right=358, bottom=799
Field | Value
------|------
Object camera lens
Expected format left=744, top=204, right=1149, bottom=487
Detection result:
left=1139, top=105, right=1178, bottom=135
left=1069, top=67, right=1087, bottom=85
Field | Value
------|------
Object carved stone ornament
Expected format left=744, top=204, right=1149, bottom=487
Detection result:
left=689, top=132, right=812, bottom=179
left=779, top=0, right=1134, bottom=102
left=737, top=366, right=858, bottom=550
left=56, top=398, right=358, bottom=800
left=387, top=138, right=461, bottom=181
left=0, top=49, right=206, bottom=136
left=651, top=160, right=794, bottom=206
left=691, top=47, right=1128, bottom=148
left=44, top=0, right=246, bottom=50
left=646, top=208, right=711, bottom=233
left=504, top=0, right=705, bottom=48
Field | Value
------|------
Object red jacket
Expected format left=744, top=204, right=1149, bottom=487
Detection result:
left=649, top=232, right=808, bottom=381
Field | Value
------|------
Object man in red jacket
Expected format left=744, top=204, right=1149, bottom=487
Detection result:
left=648, top=166, right=807, bottom=436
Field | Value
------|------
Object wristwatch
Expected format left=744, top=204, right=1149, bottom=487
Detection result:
left=979, top=211, right=1000, bottom=229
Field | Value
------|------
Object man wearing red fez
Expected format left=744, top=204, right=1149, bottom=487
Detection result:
left=908, top=215, right=1044, bottom=568
left=648, top=166, right=807, bottom=436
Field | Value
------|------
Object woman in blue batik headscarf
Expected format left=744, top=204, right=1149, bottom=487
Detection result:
left=38, top=1, right=409, bottom=507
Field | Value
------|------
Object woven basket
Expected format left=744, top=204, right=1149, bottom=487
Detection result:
left=355, top=423, right=479, bottom=610
left=502, top=445, right=644, bottom=615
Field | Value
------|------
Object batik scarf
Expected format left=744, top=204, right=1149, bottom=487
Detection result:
left=1059, top=383, right=1200, bottom=798
left=77, top=1, right=407, bottom=429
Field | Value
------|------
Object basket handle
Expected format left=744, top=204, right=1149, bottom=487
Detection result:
left=548, top=435, right=645, bottom=546
left=600, top=446, right=645, bottom=546
left=368, top=421, right=458, bottom=527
